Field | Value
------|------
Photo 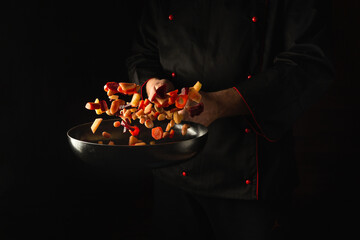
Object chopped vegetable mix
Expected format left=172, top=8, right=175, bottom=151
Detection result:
left=85, top=81, right=203, bottom=145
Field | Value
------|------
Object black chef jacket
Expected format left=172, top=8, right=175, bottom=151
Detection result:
left=127, top=0, right=333, bottom=200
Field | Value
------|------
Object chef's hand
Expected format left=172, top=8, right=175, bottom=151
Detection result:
left=179, top=91, right=219, bottom=127
left=180, top=88, right=250, bottom=127
left=146, top=78, right=175, bottom=100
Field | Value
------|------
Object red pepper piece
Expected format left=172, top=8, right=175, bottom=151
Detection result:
left=167, top=89, right=178, bottom=97
left=138, top=100, right=145, bottom=110
left=104, top=82, right=119, bottom=92
left=121, top=119, right=140, bottom=136
left=117, top=86, right=125, bottom=94
left=175, top=94, right=188, bottom=109
left=167, top=97, right=176, bottom=106
left=129, top=126, right=140, bottom=136
left=99, top=100, right=108, bottom=112
left=167, top=90, right=178, bottom=105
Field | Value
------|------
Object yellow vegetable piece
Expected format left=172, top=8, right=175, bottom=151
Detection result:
left=91, top=118, right=103, bottom=133
left=130, top=93, right=141, bottom=107
left=192, top=81, right=202, bottom=92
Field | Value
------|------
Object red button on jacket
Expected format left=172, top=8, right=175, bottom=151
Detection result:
left=252, top=16, right=258, bottom=22
left=169, top=14, right=174, bottom=21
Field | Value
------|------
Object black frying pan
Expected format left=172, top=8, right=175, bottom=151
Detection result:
left=67, top=119, right=208, bottom=169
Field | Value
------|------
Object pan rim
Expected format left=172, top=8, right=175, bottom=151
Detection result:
left=67, top=119, right=208, bottom=148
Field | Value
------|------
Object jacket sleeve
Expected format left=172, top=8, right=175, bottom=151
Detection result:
left=233, top=0, right=334, bottom=141
left=126, top=0, right=164, bottom=96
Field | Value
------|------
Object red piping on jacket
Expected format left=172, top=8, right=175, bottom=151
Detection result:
left=256, top=134, right=259, bottom=200
left=233, top=86, right=277, bottom=143
left=140, top=78, right=152, bottom=100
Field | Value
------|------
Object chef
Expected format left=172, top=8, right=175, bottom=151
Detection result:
left=127, top=0, right=333, bottom=239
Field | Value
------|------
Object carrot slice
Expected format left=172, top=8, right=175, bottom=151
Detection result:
left=175, top=94, right=188, bottom=109
left=151, top=126, right=163, bottom=140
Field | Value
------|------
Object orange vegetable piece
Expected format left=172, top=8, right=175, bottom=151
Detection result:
left=134, top=142, right=146, bottom=146
left=169, top=129, right=175, bottom=138
left=129, top=135, right=138, bottom=145
left=173, top=111, right=183, bottom=124
left=102, top=131, right=111, bottom=138
left=119, top=82, right=137, bottom=91
left=113, top=121, right=121, bottom=127
left=110, top=99, right=121, bottom=115
left=151, top=126, right=163, bottom=140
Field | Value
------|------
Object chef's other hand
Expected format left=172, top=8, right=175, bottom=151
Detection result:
left=146, top=78, right=175, bottom=100
left=180, top=88, right=250, bottom=127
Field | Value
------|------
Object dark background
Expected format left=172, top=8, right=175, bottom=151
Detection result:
left=1, top=0, right=358, bottom=239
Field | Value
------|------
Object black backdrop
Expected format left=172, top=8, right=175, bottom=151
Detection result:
left=1, top=1, right=152, bottom=239
left=1, top=1, right=359, bottom=239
